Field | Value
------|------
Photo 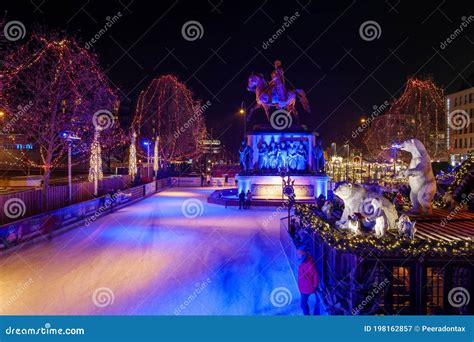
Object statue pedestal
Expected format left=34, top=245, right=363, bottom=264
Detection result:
left=246, top=127, right=317, bottom=171
left=235, top=126, right=327, bottom=200
left=236, top=174, right=329, bottom=199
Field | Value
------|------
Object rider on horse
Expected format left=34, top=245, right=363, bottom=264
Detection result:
left=269, top=60, right=287, bottom=105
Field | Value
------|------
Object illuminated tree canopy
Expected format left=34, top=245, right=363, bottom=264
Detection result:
left=132, top=75, right=207, bottom=163
left=364, top=77, right=446, bottom=160
left=0, top=31, right=122, bottom=198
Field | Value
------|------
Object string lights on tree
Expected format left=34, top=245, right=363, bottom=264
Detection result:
left=129, top=131, right=138, bottom=179
left=153, top=136, right=159, bottom=175
left=88, top=129, right=103, bottom=196
left=0, top=30, right=120, bottom=207
left=132, top=75, right=207, bottom=166
left=364, top=77, right=446, bottom=161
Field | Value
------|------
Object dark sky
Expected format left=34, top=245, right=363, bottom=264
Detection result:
left=3, top=0, right=473, bottom=156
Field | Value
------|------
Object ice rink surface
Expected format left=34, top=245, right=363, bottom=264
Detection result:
left=0, top=187, right=302, bottom=315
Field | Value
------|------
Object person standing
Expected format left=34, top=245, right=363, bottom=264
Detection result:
left=297, top=247, right=319, bottom=315
left=245, top=190, right=252, bottom=209
left=238, top=190, right=246, bottom=210
left=200, top=173, right=205, bottom=187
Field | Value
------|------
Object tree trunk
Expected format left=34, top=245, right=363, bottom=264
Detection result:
left=42, top=150, right=53, bottom=212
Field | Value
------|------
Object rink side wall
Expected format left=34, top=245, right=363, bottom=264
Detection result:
left=0, top=178, right=171, bottom=251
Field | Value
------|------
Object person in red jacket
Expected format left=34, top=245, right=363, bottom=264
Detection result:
left=297, top=246, right=319, bottom=315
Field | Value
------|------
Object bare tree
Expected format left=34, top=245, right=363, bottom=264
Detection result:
left=0, top=30, right=119, bottom=207
left=132, top=75, right=207, bottom=166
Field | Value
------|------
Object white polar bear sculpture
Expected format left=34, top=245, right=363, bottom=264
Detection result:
left=334, top=183, right=398, bottom=231
left=392, top=139, right=436, bottom=215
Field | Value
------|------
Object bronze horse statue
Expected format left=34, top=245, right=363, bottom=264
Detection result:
left=247, top=72, right=310, bottom=124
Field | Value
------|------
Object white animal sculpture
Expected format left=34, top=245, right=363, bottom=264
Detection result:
left=346, top=214, right=362, bottom=235
left=334, top=183, right=398, bottom=230
left=392, top=139, right=436, bottom=215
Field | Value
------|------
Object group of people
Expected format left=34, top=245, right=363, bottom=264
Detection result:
left=238, top=190, right=252, bottom=209
left=289, top=217, right=320, bottom=315
left=200, top=173, right=230, bottom=187
left=257, top=140, right=308, bottom=172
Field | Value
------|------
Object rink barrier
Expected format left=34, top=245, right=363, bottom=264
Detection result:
left=0, top=178, right=171, bottom=252
left=169, top=176, right=235, bottom=187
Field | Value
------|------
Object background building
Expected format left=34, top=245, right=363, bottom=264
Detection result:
left=446, top=86, right=474, bottom=165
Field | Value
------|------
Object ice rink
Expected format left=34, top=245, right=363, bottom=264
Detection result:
left=0, top=187, right=301, bottom=315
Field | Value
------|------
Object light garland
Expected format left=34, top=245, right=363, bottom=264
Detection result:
left=295, top=204, right=473, bottom=256
left=132, top=75, right=207, bottom=163
left=0, top=32, right=122, bottom=178
left=364, top=77, right=446, bottom=160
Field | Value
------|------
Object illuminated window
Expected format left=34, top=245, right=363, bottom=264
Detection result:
left=392, top=266, right=411, bottom=313
left=426, top=267, right=444, bottom=315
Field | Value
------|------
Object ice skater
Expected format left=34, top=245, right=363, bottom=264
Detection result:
left=297, top=247, right=319, bottom=315
left=238, top=190, right=246, bottom=209
left=245, top=190, right=252, bottom=209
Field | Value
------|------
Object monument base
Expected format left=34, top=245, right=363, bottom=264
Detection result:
left=236, top=174, right=329, bottom=199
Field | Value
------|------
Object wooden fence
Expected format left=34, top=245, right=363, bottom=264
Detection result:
left=0, top=175, right=131, bottom=225
left=0, top=179, right=171, bottom=250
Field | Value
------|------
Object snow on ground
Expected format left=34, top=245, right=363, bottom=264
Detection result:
left=0, top=187, right=303, bottom=315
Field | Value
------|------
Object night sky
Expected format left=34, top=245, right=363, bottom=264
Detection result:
left=3, top=0, right=473, bottom=156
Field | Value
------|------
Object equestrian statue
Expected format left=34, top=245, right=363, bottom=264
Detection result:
left=247, top=60, right=311, bottom=124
